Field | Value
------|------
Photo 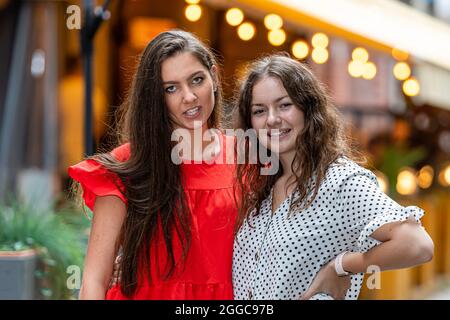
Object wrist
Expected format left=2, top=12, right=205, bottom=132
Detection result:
left=342, top=252, right=365, bottom=274
left=334, top=251, right=350, bottom=276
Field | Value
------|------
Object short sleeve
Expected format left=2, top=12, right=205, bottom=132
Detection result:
left=68, top=143, right=130, bottom=211
left=338, top=170, right=425, bottom=253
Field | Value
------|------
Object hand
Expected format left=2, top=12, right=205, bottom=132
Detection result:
left=108, top=253, right=122, bottom=289
left=300, top=259, right=351, bottom=300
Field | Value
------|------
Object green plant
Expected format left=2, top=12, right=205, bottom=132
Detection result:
left=0, top=199, right=88, bottom=299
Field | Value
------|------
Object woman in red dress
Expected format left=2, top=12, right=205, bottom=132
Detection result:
left=69, top=30, right=237, bottom=299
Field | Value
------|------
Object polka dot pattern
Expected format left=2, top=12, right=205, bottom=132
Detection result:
left=232, top=156, right=425, bottom=300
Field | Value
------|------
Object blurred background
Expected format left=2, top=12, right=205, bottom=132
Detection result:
left=0, top=0, right=449, bottom=299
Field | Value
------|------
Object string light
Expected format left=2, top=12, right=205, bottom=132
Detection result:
left=291, top=40, right=309, bottom=59
left=264, top=14, right=283, bottom=30
left=225, top=8, right=244, bottom=26
left=237, top=22, right=255, bottom=41
left=312, top=47, right=329, bottom=64
left=403, top=77, right=420, bottom=96
left=396, top=168, right=417, bottom=195
left=311, top=33, right=329, bottom=48
left=352, top=47, right=369, bottom=63
left=268, top=29, right=286, bottom=46
left=348, top=60, right=365, bottom=78
left=437, top=164, right=450, bottom=186
left=418, top=165, right=434, bottom=189
left=393, top=62, right=411, bottom=80
left=362, top=62, right=377, bottom=80
left=185, top=4, right=202, bottom=22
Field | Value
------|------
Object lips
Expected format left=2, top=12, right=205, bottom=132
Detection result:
left=268, top=129, right=291, bottom=138
left=183, top=106, right=201, bottom=118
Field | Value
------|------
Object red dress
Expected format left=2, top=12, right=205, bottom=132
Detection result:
left=68, top=133, right=237, bottom=299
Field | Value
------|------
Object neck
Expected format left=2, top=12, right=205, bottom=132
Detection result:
left=275, top=151, right=298, bottom=195
left=279, top=150, right=296, bottom=178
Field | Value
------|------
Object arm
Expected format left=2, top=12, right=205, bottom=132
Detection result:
left=301, top=171, right=433, bottom=300
left=300, top=217, right=433, bottom=300
left=342, top=215, right=434, bottom=273
left=78, top=196, right=126, bottom=300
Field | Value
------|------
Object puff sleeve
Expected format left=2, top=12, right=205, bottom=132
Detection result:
left=68, top=143, right=130, bottom=211
left=338, top=170, right=425, bottom=253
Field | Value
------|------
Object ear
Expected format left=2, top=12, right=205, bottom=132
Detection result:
left=210, top=65, right=218, bottom=91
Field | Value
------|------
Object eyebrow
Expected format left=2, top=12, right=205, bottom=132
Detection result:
left=251, top=95, right=290, bottom=107
left=162, top=70, right=206, bottom=85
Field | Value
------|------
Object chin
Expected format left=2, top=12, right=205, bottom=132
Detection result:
left=267, top=142, right=295, bottom=154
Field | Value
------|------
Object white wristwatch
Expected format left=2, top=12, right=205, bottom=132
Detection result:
left=334, top=251, right=350, bottom=277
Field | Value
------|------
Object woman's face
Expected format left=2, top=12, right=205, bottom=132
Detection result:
left=161, top=51, right=217, bottom=131
left=250, top=76, right=305, bottom=156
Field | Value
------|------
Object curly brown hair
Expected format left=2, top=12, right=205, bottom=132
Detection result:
left=233, top=54, right=366, bottom=233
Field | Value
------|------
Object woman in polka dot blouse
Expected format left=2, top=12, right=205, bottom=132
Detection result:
left=232, top=54, right=434, bottom=300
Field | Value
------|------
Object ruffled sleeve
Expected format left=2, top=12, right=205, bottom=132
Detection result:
left=68, top=143, right=130, bottom=211
left=337, top=169, right=426, bottom=253
left=357, top=205, right=424, bottom=253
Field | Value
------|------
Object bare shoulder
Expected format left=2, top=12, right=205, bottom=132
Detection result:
left=92, top=195, right=127, bottom=228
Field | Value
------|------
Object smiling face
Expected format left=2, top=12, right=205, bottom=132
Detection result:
left=250, top=75, right=305, bottom=156
left=161, top=51, right=217, bottom=132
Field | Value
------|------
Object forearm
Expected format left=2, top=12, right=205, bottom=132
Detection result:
left=342, top=238, right=433, bottom=274
left=78, top=280, right=108, bottom=300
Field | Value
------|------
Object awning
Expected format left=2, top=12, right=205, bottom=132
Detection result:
left=209, top=0, right=450, bottom=71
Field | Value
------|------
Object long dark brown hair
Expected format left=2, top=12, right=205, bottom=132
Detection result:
left=73, top=30, right=224, bottom=297
left=234, top=54, right=365, bottom=232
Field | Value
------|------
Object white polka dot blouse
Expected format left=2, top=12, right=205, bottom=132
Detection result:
left=232, top=156, right=425, bottom=300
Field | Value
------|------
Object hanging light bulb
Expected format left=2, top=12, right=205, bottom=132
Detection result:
left=291, top=40, right=309, bottom=59
left=437, top=164, right=450, bottom=186
left=264, top=13, right=283, bottom=30
left=393, top=62, right=411, bottom=81
left=352, top=47, right=369, bottom=63
left=348, top=60, right=365, bottom=78
left=312, top=47, right=329, bottom=64
left=268, top=29, right=286, bottom=46
left=185, top=4, right=202, bottom=22
left=396, top=168, right=417, bottom=195
left=362, top=62, right=377, bottom=80
left=225, top=8, right=244, bottom=26
left=418, top=165, right=434, bottom=189
left=311, top=33, right=328, bottom=48
left=403, top=77, right=420, bottom=97
left=237, top=22, right=255, bottom=41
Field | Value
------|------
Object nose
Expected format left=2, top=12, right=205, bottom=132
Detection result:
left=182, top=86, right=198, bottom=104
left=266, top=108, right=281, bottom=127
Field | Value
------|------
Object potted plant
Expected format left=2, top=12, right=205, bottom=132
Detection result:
left=0, top=199, right=88, bottom=299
